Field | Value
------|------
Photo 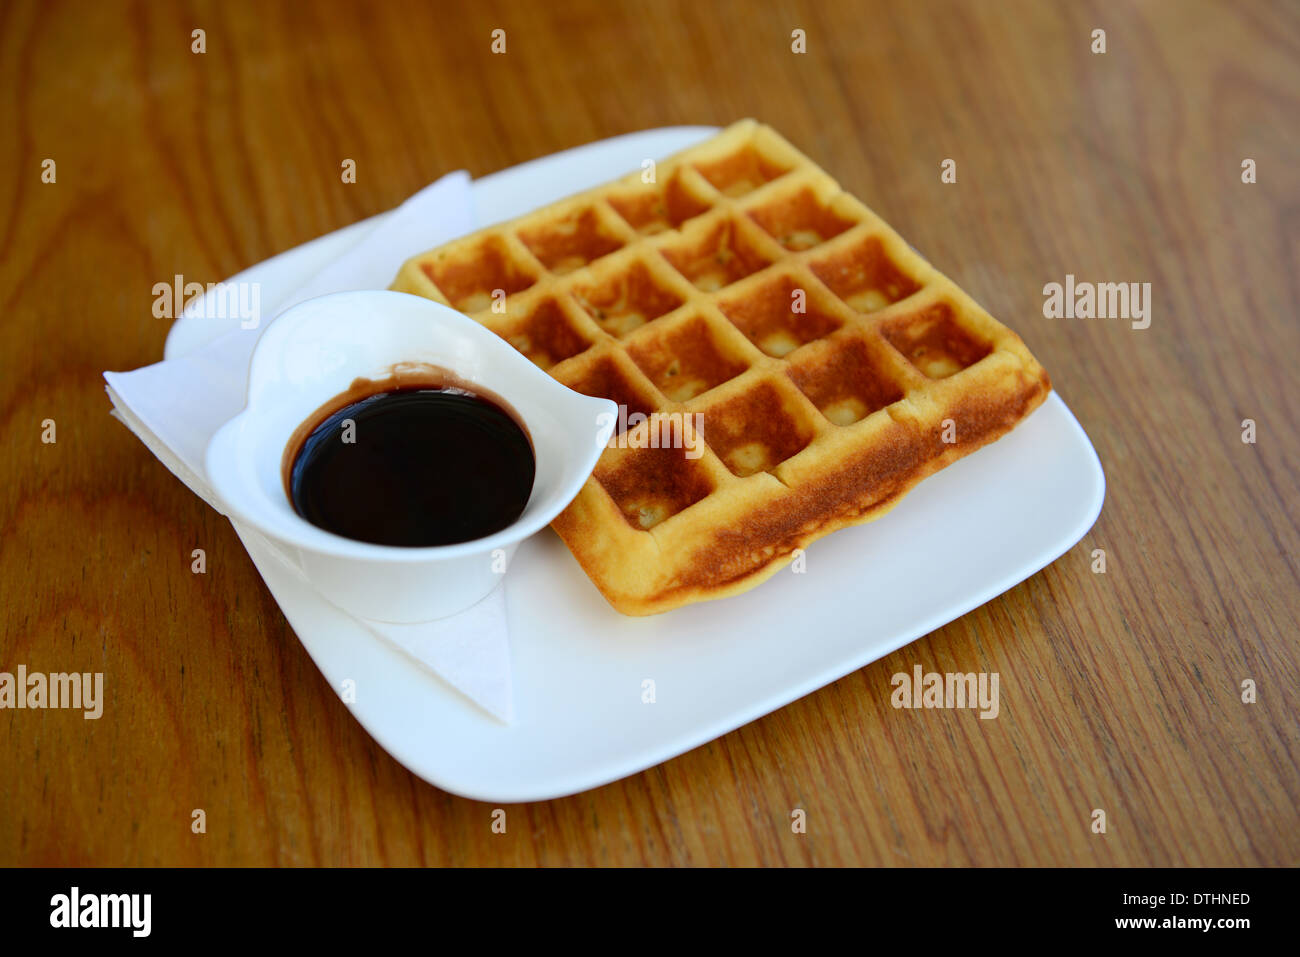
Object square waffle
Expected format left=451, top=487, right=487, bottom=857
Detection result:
left=392, top=121, right=1051, bottom=615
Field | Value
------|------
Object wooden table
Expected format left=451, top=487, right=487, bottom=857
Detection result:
left=2, top=0, right=1297, bottom=867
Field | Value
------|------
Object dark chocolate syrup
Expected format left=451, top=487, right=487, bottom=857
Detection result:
left=286, top=383, right=535, bottom=547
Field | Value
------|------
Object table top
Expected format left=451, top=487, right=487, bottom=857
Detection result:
left=2, top=0, right=1297, bottom=866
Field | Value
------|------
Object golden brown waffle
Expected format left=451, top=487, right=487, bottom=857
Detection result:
left=392, top=120, right=1051, bottom=615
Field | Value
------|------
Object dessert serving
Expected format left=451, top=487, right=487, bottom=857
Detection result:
left=392, top=120, right=1051, bottom=615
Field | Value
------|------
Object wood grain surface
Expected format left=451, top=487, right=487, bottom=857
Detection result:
left=2, top=0, right=1297, bottom=866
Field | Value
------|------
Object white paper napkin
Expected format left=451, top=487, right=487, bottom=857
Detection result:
left=103, top=171, right=517, bottom=723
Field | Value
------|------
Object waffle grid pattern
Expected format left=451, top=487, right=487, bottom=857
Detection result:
left=393, top=121, right=1051, bottom=614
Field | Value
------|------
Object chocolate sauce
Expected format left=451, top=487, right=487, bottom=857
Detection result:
left=284, top=374, right=535, bottom=548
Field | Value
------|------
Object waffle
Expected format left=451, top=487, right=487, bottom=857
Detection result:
left=392, top=120, right=1051, bottom=615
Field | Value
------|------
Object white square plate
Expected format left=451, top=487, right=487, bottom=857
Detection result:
left=166, top=127, right=1105, bottom=801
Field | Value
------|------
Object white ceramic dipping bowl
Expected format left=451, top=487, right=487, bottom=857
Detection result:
left=206, top=290, right=616, bottom=623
